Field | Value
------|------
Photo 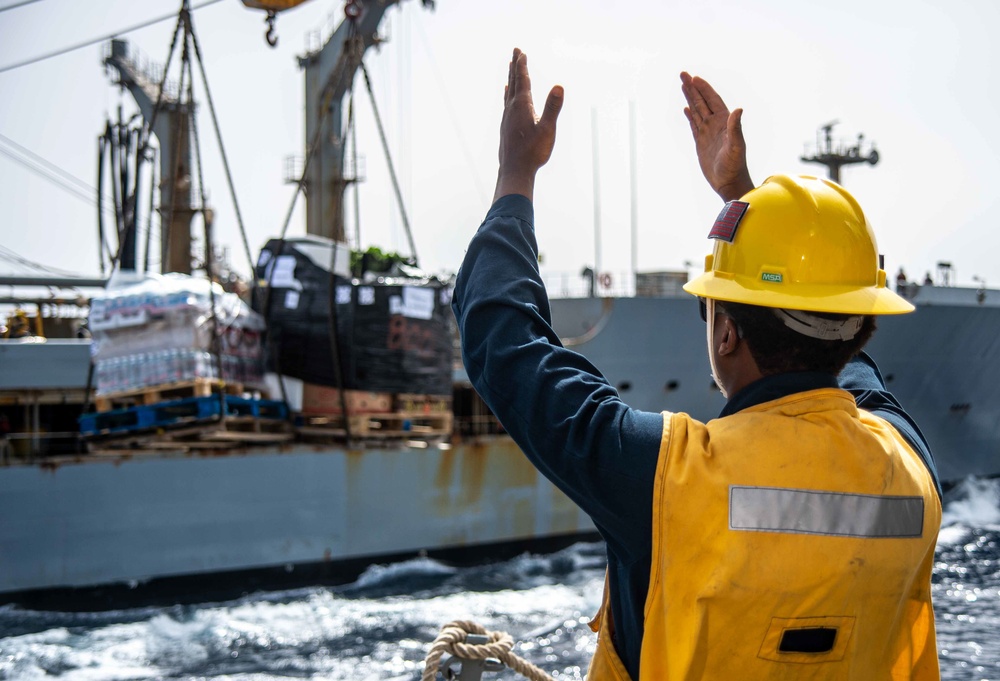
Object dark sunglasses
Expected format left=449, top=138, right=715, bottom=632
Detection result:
left=699, top=297, right=707, bottom=322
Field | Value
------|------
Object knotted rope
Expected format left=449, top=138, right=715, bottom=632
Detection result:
left=422, top=620, right=555, bottom=681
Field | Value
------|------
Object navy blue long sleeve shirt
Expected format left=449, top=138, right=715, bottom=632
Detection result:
left=453, top=193, right=940, bottom=681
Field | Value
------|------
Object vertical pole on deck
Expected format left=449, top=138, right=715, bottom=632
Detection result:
left=629, top=100, right=638, bottom=297
left=591, top=108, right=602, bottom=283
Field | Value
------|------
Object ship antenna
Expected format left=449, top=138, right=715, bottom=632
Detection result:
left=800, top=120, right=879, bottom=185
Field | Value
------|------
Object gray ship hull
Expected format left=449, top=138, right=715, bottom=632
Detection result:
left=548, top=285, right=1000, bottom=482
left=0, top=439, right=595, bottom=603
left=1, top=285, right=995, bottom=603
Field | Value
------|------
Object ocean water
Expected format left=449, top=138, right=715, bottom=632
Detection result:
left=1, top=478, right=997, bottom=681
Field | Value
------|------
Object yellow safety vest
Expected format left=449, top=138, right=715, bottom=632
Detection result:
left=588, top=388, right=941, bottom=680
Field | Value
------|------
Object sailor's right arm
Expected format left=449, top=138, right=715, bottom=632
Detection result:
left=452, top=196, right=663, bottom=562
left=492, top=48, right=563, bottom=204
left=451, top=48, right=662, bottom=561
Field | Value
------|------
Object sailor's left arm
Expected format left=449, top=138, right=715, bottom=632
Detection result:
left=680, top=71, right=754, bottom=202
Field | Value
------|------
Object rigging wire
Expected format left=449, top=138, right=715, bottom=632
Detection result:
left=96, top=133, right=108, bottom=275
left=0, top=0, right=224, bottom=75
left=412, top=14, right=488, bottom=207
left=0, top=133, right=116, bottom=218
left=360, top=59, right=418, bottom=267
left=143, top=148, right=160, bottom=273
left=0, top=132, right=95, bottom=196
left=0, top=0, right=44, bottom=14
left=0, top=144, right=94, bottom=205
left=0, top=133, right=97, bottom=200
left=347, top=89, right=361, bottom=249
left=187, top=10, right=255, bottom=275
left=186, top=47, right=226, bottom=405
left=0, top=244, right=88, bottom=277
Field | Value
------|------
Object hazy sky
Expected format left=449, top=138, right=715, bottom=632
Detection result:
left=2, top=0, right=999, bottom=292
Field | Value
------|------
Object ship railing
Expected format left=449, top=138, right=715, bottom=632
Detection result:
left=542, top=270, right=695, bottom=300
left=0, top=431, right=82, bottom=466
left=453, top=413, right=506, bottom=439
left=542, top=271, right=635, bottom=299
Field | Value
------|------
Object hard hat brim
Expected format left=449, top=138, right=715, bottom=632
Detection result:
left=683, top=273, right=916, bottom=315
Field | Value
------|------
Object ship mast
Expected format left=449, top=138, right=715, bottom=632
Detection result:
left=800, top=121, right=879, bottom=184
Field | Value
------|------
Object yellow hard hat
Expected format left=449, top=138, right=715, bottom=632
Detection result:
left=683, top=174, right=914, bottom=315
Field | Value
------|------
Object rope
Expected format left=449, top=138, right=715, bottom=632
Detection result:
left=421, top=620, right=555, bottom=681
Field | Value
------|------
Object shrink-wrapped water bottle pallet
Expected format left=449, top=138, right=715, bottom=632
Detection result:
left=92, top=379, right=255, bottom=412
left=80, top=393, right=289, bottom=440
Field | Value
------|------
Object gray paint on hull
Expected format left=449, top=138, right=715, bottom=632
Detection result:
left=0, top=441, right=593, bottom=594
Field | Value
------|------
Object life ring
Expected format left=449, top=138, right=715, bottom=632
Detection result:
left=598, top=273, right=612, bottom=289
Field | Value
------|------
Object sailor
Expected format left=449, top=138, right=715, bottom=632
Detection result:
left=452, top=49, right=941, bottom=680
left=7, top=310, right=33, bottom=339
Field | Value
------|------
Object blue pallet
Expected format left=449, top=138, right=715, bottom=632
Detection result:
left=80, top=395, right=289, bottom=436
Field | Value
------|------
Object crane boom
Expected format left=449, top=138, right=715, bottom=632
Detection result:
left=296, top=0, right=432, bottom=243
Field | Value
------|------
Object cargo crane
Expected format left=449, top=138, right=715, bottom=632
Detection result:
left=244, top=0, right=433, bottom=252
left=104, top=40, right=196, bottom=275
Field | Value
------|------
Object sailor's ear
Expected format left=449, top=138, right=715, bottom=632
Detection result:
left=717, top=316, right=741, bottom=356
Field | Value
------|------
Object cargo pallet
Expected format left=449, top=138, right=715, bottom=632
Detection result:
left=296, top=411, right=453, bottom=441
left=80, top=393, right=289, bottom=438
left=86, top=416, right=293, bottom=453
left=92, top=379, right=255, bottom=413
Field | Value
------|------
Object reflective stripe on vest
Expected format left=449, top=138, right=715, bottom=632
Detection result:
left=729, top=486, right=925, bottom=538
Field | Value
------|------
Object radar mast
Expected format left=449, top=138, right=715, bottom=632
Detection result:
left=800, top=121, right=879, bottom=184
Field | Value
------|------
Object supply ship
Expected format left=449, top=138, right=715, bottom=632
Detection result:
left=1, top=0, right=997, bottom=609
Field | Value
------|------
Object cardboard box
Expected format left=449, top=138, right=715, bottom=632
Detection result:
left=301, top=384, right=392, bottom=414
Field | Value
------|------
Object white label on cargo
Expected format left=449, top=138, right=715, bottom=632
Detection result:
left=336, top=285, right=352, bottom=305
left=402, top=286, right=435, bottom=320
left=284, top=290, right=300, bottom=309
left=358, top=287, right=375, bottom=305
left=389, top=295, right=403, bottom=315
left=269, top=256, right=302, bottom=291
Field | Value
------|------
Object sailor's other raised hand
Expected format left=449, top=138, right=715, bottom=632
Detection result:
left=680, top=72, right=754, bottom=202
left=493, top=48, right=564, bottom=204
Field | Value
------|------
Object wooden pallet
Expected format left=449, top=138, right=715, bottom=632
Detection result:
left=93, top=379, right=252, bottom=412
left=87, top=416, right=293, bottom=453
left=297, top=411, right=453, bottom=440
left=81, top=394, right=288, bottom=438
left=393, top=393, right=452, bottom=414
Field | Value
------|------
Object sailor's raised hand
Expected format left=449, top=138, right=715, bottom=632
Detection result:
left=493, top=48, right=564, bottom=203
left=680, top=72, right=754, bottom=202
